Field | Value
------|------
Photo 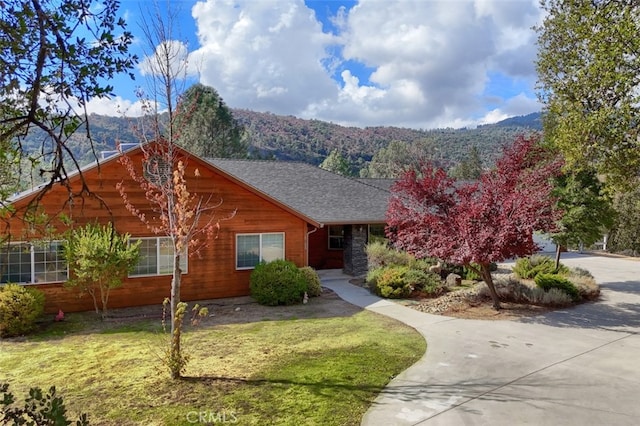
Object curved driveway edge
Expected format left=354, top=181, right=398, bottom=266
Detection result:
left=319, top=253, right=640, bottom=426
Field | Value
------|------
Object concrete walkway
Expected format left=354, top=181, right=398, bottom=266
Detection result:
left=319, top=253, right=640, bottom=426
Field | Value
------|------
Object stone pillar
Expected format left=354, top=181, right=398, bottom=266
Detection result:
left=343, top=224, right=368, bottom=276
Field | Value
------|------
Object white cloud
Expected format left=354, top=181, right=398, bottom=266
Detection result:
left=478, top=92, right=541, bottom=125
left=85, top=96, right=148, bottom=117
left=109, top=0, right=544, bottom=128
left=189, top=0, right=337, bottom=114
left=139, top=40, right=194, bottom=80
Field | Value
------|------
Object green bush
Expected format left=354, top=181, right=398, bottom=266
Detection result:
left=299, top=266, right=322, bottom=297
left=370, top=265, right=413, bottom=299
left=569, top=273, right=600, bottom=301
left=408, top=257, right=440, bottom=272
left=365, top=242, right=414, bottom=269
left=365, top=267, right=384, bottom=290
left=513, top=255, right=568, bottom=279
left=441, top=261, right=464, bottom=277
left=463, top=262, right=497, bottom=281
left=367, top=265, right=443, bottom=299
left=463, top=264, right=482, bottom=281
left=534, top=273, right=581, bottom=301
left=541, top=288, right=574, bottom=306
left=482, top=276, right=574, bottom=307
left=424, top=273, right=445, bottom=295
left=0, top=383, right=89, bottom=425
left=250, top=260, right=307, bottom=306
left=0, top=284, right=45, bottom=338
left=570, top=267, right=593, bottom=278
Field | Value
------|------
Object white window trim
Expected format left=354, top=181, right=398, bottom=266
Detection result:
left=0, top=241, right=68, bottom=285
left=129, top=236, right=188, bottom=278
left=235, top=232, right=285, bottom=270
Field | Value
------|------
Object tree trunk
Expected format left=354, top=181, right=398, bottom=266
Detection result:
left=480, top=263, right=501, bottom=310
left=554, top=243, right=562, bottom=272
left=100, top=286, right=110, bottom=321
left=88, top=288, right=100, bottom=317
left=169, top=253, right=182, bottom=379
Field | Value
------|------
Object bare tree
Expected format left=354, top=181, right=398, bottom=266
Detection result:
left=117, top=4, right=234, bottom=378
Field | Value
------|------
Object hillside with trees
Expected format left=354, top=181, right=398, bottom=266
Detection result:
left=233, top=109, right=541, bottom=173
left=15, top=109, right=542, bottom=179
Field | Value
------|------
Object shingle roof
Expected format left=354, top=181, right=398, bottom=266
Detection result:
left=207, top=159, right=390, bottom=225
left=356, top=178, right=397, bottom=192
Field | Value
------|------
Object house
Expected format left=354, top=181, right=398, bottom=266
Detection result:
left=0, top=144, right=391, bottom=313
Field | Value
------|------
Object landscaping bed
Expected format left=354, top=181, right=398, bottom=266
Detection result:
left=357, top=251, right=602, bottom=322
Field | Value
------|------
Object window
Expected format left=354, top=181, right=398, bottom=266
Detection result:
left=328, top=225, right=344, bottom=250
left=368, top=224, right=387, bottom=244
left=0, top=241, right=68, bottom=284
left=130, top=237, right=187, bottom=277
left=236, top=233, right=284, bottom=269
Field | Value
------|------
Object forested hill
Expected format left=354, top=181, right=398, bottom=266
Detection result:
left=231, top=109, right=542, bottom=167
left=35, top=110, right=542, bottom=171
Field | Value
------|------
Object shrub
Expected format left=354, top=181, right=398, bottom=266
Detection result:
left=480, top=276, right=543, bottom=304
left=408, top=258, right=436, bottom=273
left=534, top=273, right=581, bottom=301
left=0, top=383, right=89, bottom=425
left=250, top=260, right=307, bottom=306
left=299, top=266, right=322, bottom=297
left=365, top=241, right=414, bottom=269
left=63, top=222, right=140, bottom=319
left=0, top=284, right=45, bottom=338
left=366, top=267, right=385, bottom=290
left=480, top=276, right=573, bottom=307
left=513, top=255, right=568, bottom=279
left=463, top=264, right=482, bottom=281
left=370, top=265, right=413, bottom=299
left=541, top=288, right=573, bottom=306
left=415, top=271, right=444, bottom=295
left=439, top=261, right=461, bottom=277
left=367, top=265, right=444, bottom=299
left=568, top=273, right=600, bottom=301
left=570, top=267, right=593, bottom=278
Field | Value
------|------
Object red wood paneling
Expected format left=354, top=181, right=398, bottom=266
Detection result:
left=308, top=226, right=344, bottom=270
left=3, top=148, right=309, bottom=313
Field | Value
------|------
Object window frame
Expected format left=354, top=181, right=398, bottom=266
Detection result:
left=128, top=236, right=188, bottom=278
left=328, top=225, right=345, bottom=250
left=0, top=241, right=68, bottom=285
left=235, top=232, right=285, bottom=270
left=368, top=224, right=387, bottom=243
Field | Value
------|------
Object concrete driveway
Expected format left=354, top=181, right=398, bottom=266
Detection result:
left=320, top=253, right=640, bottom=426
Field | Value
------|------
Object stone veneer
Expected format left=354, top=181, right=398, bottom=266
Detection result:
left=343, top=224, right=368, bottom=276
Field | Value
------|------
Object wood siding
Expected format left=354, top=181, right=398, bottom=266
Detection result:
left=4, top=149, right=309, bottom=313
left=308, top=226, right=344, bottom=270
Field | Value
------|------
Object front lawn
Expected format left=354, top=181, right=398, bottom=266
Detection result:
left=0, top=302, right=425, bottom=425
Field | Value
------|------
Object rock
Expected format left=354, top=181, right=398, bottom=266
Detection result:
left=446, top=273, right=462, bottom=288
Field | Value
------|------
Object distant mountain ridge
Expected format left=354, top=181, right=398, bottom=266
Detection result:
left=231, top=109, right=542, bottom=167
left=479, top=112, right=542, bottom=129
left=21, top=110, right=543, bottom=173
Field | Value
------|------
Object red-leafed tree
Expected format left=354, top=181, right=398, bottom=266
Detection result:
left=386, top=135, right=563, bottom=309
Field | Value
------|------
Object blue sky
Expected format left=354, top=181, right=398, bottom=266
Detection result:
left=90, top=0, right=543, bottom=129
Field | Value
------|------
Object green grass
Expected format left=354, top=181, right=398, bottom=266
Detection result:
left=0, top=310, right=425, bottom=425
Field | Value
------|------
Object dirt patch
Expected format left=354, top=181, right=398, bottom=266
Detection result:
left=398, top=288, right=555, bottom=321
